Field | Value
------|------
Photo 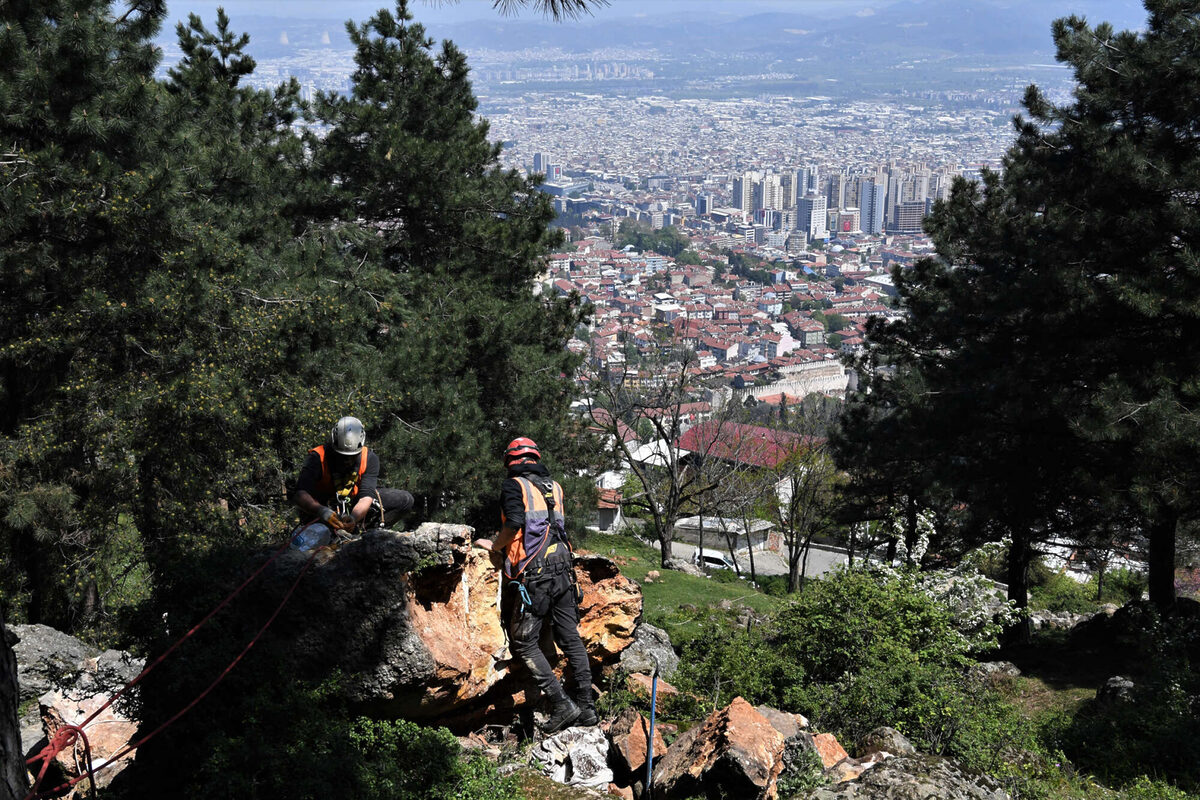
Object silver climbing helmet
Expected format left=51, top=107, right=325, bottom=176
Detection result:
left=329, top=416, right=367, bottom=456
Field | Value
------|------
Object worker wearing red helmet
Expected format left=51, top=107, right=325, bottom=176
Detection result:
left=479, top=436, right=597, bottom=734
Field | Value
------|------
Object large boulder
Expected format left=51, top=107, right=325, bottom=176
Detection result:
left=618, top=623, right=679, bottom=679
left=9, top=625, right=143, bottom=795
left=251, top=524, right=639, bottom=728
left=651, top=697, right=785, bottom=800
left=808, top=754, right=1010, bottom=800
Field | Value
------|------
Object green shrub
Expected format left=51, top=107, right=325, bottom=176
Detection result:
left=1096, top=568, right=1147, bottom=606
left=676, top=567, right=1031, bottom=773
left=1029, top=570, right=1097, bottom=614
left=126, top=676, right=520, bottom=800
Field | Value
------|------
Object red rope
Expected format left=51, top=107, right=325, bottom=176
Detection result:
left=23, top=541, right=323, bottom=800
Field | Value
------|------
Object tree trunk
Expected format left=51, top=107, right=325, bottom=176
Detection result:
left=885, top=537, right=898, bottom=565
left=1005, top=532, right=1034, bottom=644
left=904, top=496, right=918, bottom=566
left=1, top=614, right=29, bottom=800
left=1148, top=510, right=1178, bottom=612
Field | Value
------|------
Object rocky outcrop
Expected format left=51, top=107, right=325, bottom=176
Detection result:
left=2, top=616, right=27, bottom=800
left=858, top=727, right=916, bottom=759
left=651, top=697, right=785, bottom=800
left=254, top=524, right=639, bottom=728
left=38, top=689, right=139, bottom=791
left=808, top=754, right=1010, bottom=799
left=9, top=624, right=143, bottom=796
left=1096, top=675, right=1135, bottom=706
left=618, top=623, right=680, bottom=679
left=575, top=554, right=644, bottom=664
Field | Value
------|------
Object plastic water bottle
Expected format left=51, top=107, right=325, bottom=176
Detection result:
left=290, top=522, right=333, bottom=551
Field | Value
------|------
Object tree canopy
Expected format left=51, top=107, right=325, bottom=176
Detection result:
left=835, top=0, right=1200, bottom=621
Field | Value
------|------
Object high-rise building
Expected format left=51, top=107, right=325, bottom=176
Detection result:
left=732, top=171, right=758, bottom=212
left=796, top=194, right=828, bottom=240
left=892, top=199, right=932, bottom=234
left=779, top=171, right=798, bottom=210
left=858, top=176, right=887, bottom=235
left=801, top=164, right=819, bottom=194
left=696, top=193, right=714, bottom=215
left=753, top=173, right=782, bottom=212
left=532, top=152, right=550, bottom=174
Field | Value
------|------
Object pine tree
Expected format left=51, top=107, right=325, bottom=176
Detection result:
left=0, top=0, right=173, bottom=630
left=312, top=1, right=588, bottom=527
left=839, top=0, right=1200, bottom=619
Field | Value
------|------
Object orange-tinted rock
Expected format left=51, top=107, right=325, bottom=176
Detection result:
left=575, top=555, right=643, bottom=662
left=813, top=732, right=850, bottom=769
left=609, top=707, right=668, bottom=778
left=826, top=756, right=874, bottom=783
left=406, top=547, right=509, bottom=714
left=651, top=696, right=785, bottom=800
left=608, top=783, right=635, bottom=800
left=627, top=672, right=680, bottom=713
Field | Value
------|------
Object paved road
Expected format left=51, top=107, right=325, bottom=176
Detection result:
left=669, top=540, right=849, bottom=579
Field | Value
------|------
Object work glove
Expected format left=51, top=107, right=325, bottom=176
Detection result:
left=319, top=506, right=352, bottom=531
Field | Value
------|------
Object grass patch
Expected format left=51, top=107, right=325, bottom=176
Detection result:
left=581, top=532, right=784, bottom=644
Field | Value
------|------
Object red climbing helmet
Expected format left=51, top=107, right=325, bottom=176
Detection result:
left=503, top=437, right=541, bottom=464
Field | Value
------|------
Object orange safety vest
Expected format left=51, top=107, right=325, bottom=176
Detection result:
left=308, top=445, right=369, bottom=504
left=501, top=476, right=567, bottom=581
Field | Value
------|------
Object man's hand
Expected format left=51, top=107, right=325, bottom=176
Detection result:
left=320, top=506, right=354, bottom=532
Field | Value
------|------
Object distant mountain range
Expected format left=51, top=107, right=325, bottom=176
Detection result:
left=156, top=0, right=1149, bottom=96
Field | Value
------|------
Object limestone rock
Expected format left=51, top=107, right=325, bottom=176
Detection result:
left=755, top=705, right=809, bottom=738
left=608, top=707, right=667, bottom=779
left=247, top=527, right=639, bottom=728
left=39, top=688, right=139, bottom=791
left=1096, top=675, right=1135, bottom=706
left=808, top=754, right=1010, bottom=799
left=11, top=625, right=143, bottom=758
left=11, top=625, right=97, bottom=705
left=858, top=726, right=916, bottom=759
left=826, top=757, right=875, bottom=784
left=663, top=558, right=706, bottom=577
left=628, top=673, right=679, bottom=712
left=575, top=555, right=643, bottom=663
left=619, top=623, right=679, bottom=679
left=969, top=661, right=1022, bottom=682
left=651, top=696, right=785, bottom=800
left=530, top=725, right=613, bottom=790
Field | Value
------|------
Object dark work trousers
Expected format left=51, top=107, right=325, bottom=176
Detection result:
left=361, top=487, right=414, bottom=529
left=508, top=571, right=593, bottom=705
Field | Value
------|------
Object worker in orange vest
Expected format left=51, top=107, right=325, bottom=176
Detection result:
left=478, top=437, right=597, bottom=733
left=289, top=416, right=413, bottom=549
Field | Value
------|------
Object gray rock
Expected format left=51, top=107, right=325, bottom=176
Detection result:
left=858, top=726, right=916, bottom=758
left=530, top=725, right=613, bottom=789
left=969, top=661, right=1022, bottom=682
left=663, top=558, right=706, bottom=577
left=11, top=624, right=96, bottom=704
left=619, top=624, right=680, bottom=679
left=809, top=754, right=1010, bottom=799
left=1096, top=675, right=1135, bottom=706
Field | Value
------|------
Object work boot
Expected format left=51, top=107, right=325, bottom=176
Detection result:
left=571, top=688, right=599, bottom=726
left=542, top=696, right=582, bottom=734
